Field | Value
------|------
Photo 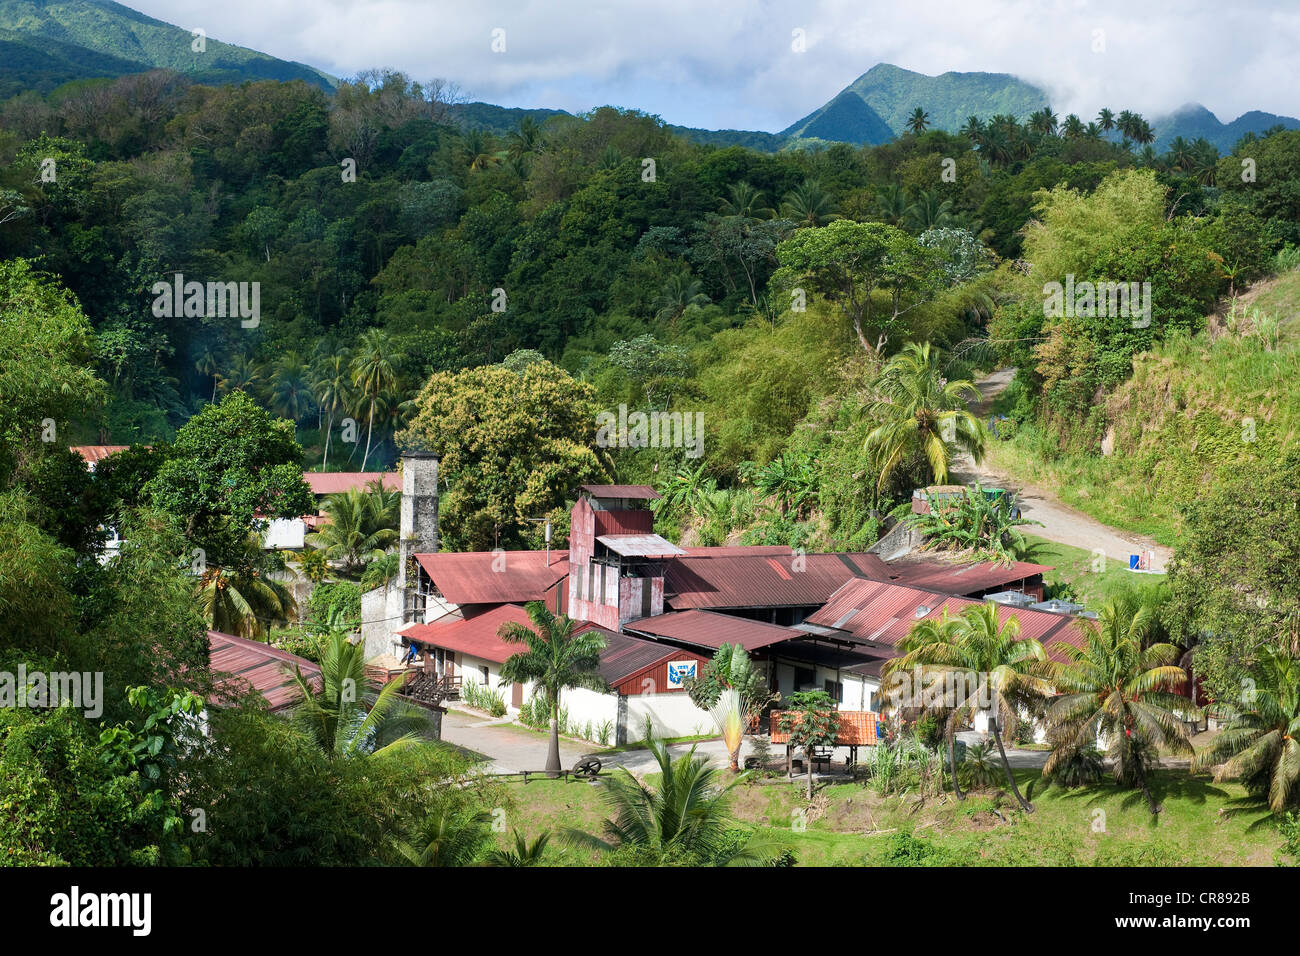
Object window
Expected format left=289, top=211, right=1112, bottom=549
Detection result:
left=794, top=666, right=815, bottom=690
left=824, top=679, right=843, bottom=702
left=480, top=665, right=489, bottom=684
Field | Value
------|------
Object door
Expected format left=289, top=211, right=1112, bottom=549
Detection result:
left=511, top=680, right=523, bottom=709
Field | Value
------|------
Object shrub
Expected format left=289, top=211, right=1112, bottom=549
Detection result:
left=1043, top=746, right=1105, bottom=789
left=307, top=582, right=362, bottom=628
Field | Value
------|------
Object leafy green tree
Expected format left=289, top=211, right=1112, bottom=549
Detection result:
left=398, top=360, right=611, bottom=550
left=779, top=690, right=841, bottom=799
left=1194, top=646, right=1300, bottom=813
left=497, top=601, right=608, bottom=776
left=773, top=219, right=944, bottom=355
left=144, top=390, right=314, bottom=569
left=1046, top=597, right=1192, bottom=814
left=861, top=341, right=986, bottom=491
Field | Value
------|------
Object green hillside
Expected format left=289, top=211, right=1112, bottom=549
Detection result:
left=0, top=0, right=335, bottom=90
left=780, top=89, right=894, bottom=145
left=1152, top=102, right=1300, bottom=151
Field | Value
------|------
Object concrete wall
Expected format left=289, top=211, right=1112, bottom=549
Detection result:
left=264, top=518, right=306, bottom=550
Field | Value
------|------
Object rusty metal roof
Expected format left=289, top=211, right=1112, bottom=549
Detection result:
left=595, top=628, right=694, bottom=685
left=624, top=609, right=802, bottom=651
left=579, top=484, right=661, bottom=500
left=416, top=551, right=569, bottom=606
left=806, top=578, right=1087, bottom=661
left=208, top=630, right=320, bottom=711
left=303, top=471, right=400, bottom=495
left=597, top=533, right=688, bottom=558
left=69, top=445, right=132, bottom=465
left=664, top=552, right=886, bottom=610
left=880, top=558, right=1052, bottom=594
left=405, top=604, right=535, bottom=664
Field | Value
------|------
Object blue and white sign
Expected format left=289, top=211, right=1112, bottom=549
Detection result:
left=667, top=660, right=697, bottom=689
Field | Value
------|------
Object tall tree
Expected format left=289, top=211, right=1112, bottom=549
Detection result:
left=497, top=601, right=608, bottom=777
left=350, top=329, right=402, bottom=471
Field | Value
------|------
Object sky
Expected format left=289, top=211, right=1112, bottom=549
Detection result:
left=128, top=0, right=1300, bottom=131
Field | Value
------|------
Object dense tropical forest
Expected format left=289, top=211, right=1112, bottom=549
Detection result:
left=4, top=61, right=1300, bottom=866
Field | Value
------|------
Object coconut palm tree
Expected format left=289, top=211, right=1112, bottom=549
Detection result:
left=350, top=329, right=402, bottom=471
left=860, top=341, right=987, bottom=492
left=905, top=107, right=930, bottom=134
left=1045, top=597, right=1192, bottom=813
left=780, top=179, right=839, bottom=228
left=1193, top=646, right=1300, bottom=812
left=903, top=189, right=955, bottom=232
left=305, top=484, right=399, bottom=576
left=1096, top=107, right=1116, bottom=135
left=506, top=115, right=546, bottom=161
left=718, top=181, right=774, bottom=220
left=198, top=559, right=297, bottom=641
left=217, top=353, right=263, bottom=397
left=309, top=345, right=352, bottom=471
left=566, top=737, right=782, bottom=865
left=1061, top=114, right=1085, bottom=140
left=652, top=271, right=710, bottom=323
left=194, top=344, right=222, bottom=403
left=872, top=182, right=911, bottom=226
left=289, top=628, right=436, bottom=759
left=959, top=115, right=986, bottom=143
left=884, top=602, right=1051, bottom=810
left=497, top=601, right=609, bottom=777
left=268, top=351, right=313, bottom=424
left=487, top=829, right=551, bottom=866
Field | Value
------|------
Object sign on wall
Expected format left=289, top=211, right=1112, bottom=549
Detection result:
left=666, top=660, right=698, bottom=689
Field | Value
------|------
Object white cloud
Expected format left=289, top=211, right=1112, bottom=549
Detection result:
left=128, top=0, right=1300, bottom=129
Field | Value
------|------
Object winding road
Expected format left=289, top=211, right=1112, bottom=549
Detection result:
left=951, top=368, right=1173, bottom=573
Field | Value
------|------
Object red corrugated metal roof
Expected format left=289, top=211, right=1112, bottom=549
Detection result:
left=881, top=558, right=1052, bottom=594
left=208, top=630, right=320, bottom=711
left=416, top=551, right=569, bottom=606
left=405, top=604, right=533, bottom=663
left=69, top=445, right=131, bottom=464
left=664, top=552, right=885, bottom=609
left=680, top=545, right=792, bottom=556
left=580, top=484, right=660, bottom=499
left=806, top=578, right=1087, bottom=661
left=303, top=472, right=400, bottom=495
left=624, top=609, right=802, bottom=651
left=596, top=629, right=704, bottom=686
left=406, top=605, right=611, bottom=666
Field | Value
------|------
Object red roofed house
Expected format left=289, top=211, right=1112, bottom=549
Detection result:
left=207, top=630, right=320, bottom=713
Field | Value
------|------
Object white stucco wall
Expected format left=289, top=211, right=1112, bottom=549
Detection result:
left=264, top=518, right=306, bottom=550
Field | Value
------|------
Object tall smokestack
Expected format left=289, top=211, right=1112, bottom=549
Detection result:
left=399, top=451, right=439, bottom=623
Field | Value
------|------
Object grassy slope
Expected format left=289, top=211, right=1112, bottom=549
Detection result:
left=495, top=770, right=1282, bottom=866
left=987, top=266, right=1300, bottom=547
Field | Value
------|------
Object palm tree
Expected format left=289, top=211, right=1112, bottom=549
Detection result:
left=742, top=452, right=817, bottom=518
left=461, top=128, right=503, bottom=171
left=1096, top=107, right=1116, bottom=135
left=360, top=551, right=401, bottom=591
left=872, top=182, right=911, bottom=225
left=198, top=563, right=297, bottom=640
left=394, top=807, right=494, bottom=866
left=268, top=351, right=313, bottom=424
left=194, top=344, right=222, bottom=403
left=310, top=344, right=353, bottom=471
left=217, top=353, right=262, bottom=396
left=906, top=482, right=1042, bottom=563
left=289, top=628, right=436, bottom=759
left=566, top=737, right=781, bottom=865
left=860, top=341, right=987, bottom=492
left=653, top=461, right=717, bottom=520
left=1060, top=114, right=1085, bottom=140
left=1193, top=646, right=1300, bottom=812
left=652, top=271, right=710, bottom=323
left=1028, top=107, right=1058, bottom=136
left=683, top=643, right=776, bottom=772
left=959, top=115, right=986, bottom=142
left=305, top=484, right=399, bottom=576
left=497, top=602, right=609, bottom=776
left=350, top=329, right=402, bottom=471
left=780, top=180, right=839, bottom=228
left=718, top=181, right=774, bottom=220
left=885, top=602, right=1051, bottom=810
left=905, top=107, right=930, bottom=134
left=903, top=189, right=954, bottom=232
left=1045, top=597, right=1192, bottom=813
left=486, top=829, right=551, bottom=866
left=506, top=115, right=546, bottom=162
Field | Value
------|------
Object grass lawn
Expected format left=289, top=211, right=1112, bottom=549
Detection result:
left=491, top=767, right=1285, bottom=866
left=1023, top=535, right=1169, bottom=607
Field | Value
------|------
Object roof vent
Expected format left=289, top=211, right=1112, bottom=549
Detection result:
left=914, top=604, right=931, bottom=619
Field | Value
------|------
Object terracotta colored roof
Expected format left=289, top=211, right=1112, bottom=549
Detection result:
left=680, top=545, right=793, bottom=556
left=806, top=577, right=1087, bottom=661
left=579, top=484, right=661, bottom=500
left=69, top=445, right=132, bottom=464
left=624, top=609, right=802, bottom=652
left=208, top=630, right=320, bottom=711
left=770, top=710, right=879, bottom=746
left=303, top=471, right=400, bottom=495
left=415, top=551, right=569, bottom=606
left=664, top=552, right=886, bottom=610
